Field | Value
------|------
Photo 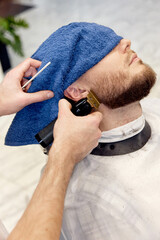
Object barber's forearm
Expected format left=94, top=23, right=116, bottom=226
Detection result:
left=7, top=145, right=74, bottom=240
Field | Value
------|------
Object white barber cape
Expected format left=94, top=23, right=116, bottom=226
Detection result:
left=60, top=98, right=160, bottom=240
left=0, top=98, right=160, bottom=240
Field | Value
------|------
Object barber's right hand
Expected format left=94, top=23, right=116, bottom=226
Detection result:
left=49, top=99, right=102, bottom=165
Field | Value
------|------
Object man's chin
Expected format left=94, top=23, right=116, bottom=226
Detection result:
left=106, top=65, right=156, bottom=109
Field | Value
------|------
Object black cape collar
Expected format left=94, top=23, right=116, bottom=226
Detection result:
left=91, top=121, right=151, bottom=156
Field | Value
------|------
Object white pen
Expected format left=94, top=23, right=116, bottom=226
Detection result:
left=22, top=61, right=51, bottom=90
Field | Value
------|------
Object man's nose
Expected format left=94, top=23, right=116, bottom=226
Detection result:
left=119, top=39, right=131, bottom=53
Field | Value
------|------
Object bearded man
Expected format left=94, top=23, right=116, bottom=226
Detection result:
left=58, top=36, right=159, bottom=240
left=5, top=23, right=160, bottom=240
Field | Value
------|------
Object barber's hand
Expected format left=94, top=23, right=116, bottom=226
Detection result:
left=50, top=99, right=102, bottom=166
left=0, top=58, right=54, bottom=116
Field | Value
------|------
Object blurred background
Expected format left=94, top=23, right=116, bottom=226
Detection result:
left=0, top=0, right=160, bottom=233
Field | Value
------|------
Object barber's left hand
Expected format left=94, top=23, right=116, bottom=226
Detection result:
left=0, top=58, right=54, bottom=116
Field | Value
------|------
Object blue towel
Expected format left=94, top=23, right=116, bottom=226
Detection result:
left=5, top=22, right=122, bottom=146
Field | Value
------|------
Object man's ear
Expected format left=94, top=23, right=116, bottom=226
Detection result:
left=64, top=86, right=89, bottom=101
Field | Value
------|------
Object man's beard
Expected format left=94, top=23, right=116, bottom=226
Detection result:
left=94, top=63, right=156, bottom=109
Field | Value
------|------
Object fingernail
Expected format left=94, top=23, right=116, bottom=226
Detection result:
left=47, top=91, right=54, bottom=98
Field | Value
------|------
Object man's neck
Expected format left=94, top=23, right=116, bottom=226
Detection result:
left=98, top=101, right=142, bottom=132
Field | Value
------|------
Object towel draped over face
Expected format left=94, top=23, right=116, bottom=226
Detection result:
left=5, top=22, right=122, bottom=146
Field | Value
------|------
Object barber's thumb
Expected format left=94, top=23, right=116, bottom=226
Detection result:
left=25, top=90, right=54, bottom=105
left=58, top=99, right=72, bottom=116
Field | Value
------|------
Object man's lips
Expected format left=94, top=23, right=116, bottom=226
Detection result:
left=129, top=53, right=140, bottom=65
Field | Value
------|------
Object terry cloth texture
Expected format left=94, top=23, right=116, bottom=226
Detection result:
left=5, top=22, right=122, bottom=146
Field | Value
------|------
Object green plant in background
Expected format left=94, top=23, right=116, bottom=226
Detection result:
left=0, top=16, right=29, bottom=56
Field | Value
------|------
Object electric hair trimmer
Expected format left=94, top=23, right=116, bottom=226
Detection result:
left=35, top=91, right=100, bottom=154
